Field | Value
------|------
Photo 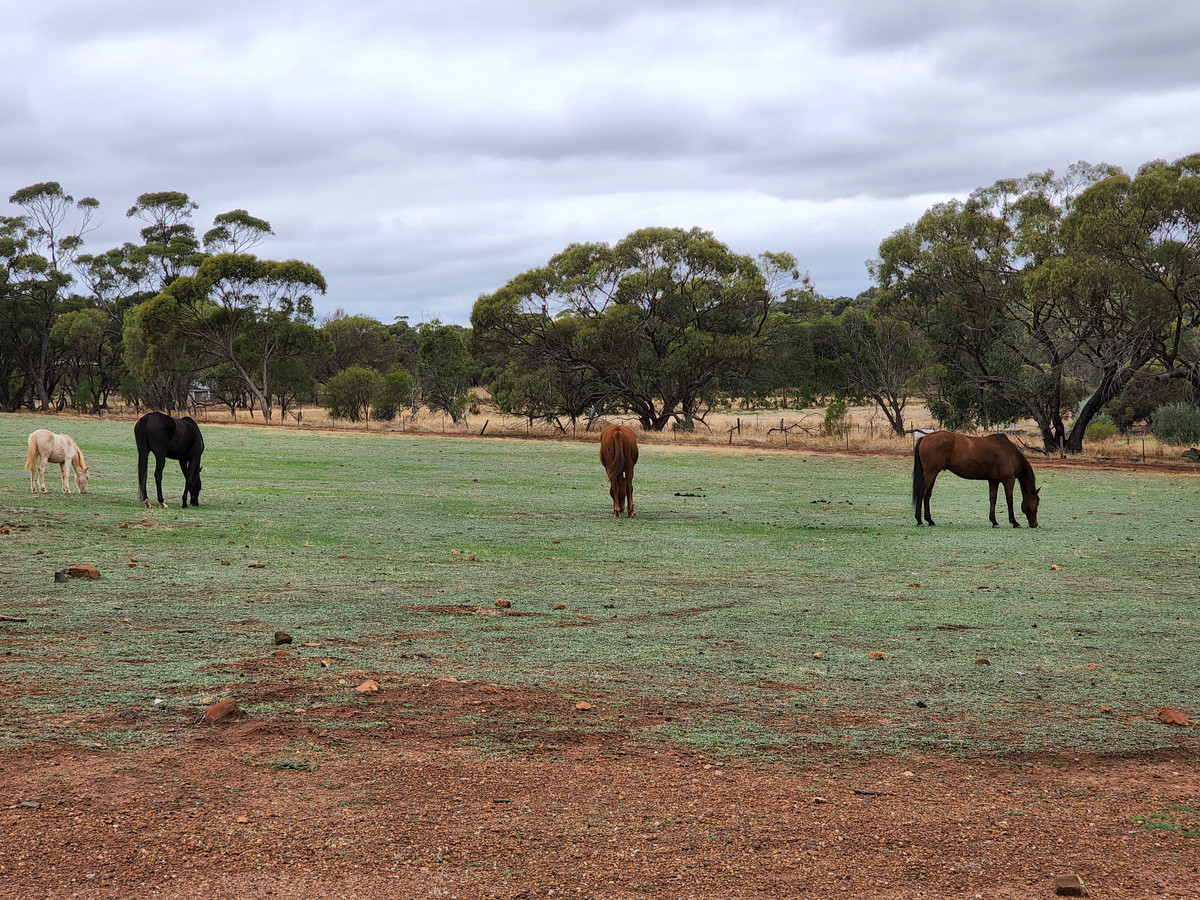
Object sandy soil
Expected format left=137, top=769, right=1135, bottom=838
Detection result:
left=1, top=674, right=1197, bottom=899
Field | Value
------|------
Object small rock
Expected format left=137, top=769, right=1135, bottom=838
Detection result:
left=20, top=801, right=41, bottom=809
left=813, top=652, right=822, bottom=659
left=273, top=631, right=293, bottom=645
left=1051, top=564, right=1062, bottom=571
left=203, top=698, right=239, bottom=722
left=54, top=571, right=70, bottom=583
left=220, top=560, right=231, bottom=566
left=975, top=658, right=991, bottom=666
left=248, top=561, right=266, bottom=569
left=575, top=701, right=593, bottom=711
left=553, top=603, right=566, bottom=610
left=1157, top=706, right=1189, bottom=726
left=868, top=651, right=886, bottom=660
left=355, top=680, right=379, bottom=694
left=1054, top=873, right=1088, bottom=896
left=271, top=649, right=291, bottom=658
left=66, top=565, right=100, bottom=579
left=494, top=598, right=511, bottom=608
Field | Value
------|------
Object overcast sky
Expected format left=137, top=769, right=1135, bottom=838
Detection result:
left=4, top=1, right=1198, bottom=325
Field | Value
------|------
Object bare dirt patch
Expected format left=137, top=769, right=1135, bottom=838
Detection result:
left=1, top=676, right=1197, bottom=899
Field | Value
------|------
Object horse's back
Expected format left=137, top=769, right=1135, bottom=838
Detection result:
left=922, top=430, right=1022, bottom=479
left=600, top=425, right=637, bottom=472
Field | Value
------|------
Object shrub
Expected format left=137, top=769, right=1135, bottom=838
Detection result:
left=1150, top=403, right=1200, bottom=446
left=1084, top=413, right=1119, bottom=442
left=824, top=398, right=851, bottom=438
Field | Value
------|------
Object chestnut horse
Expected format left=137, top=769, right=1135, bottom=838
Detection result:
left=599, top=424, right=638, bottom=518
left=25, top=429, right=89, bottom=494
left=913, top=430, right=1039, bottom=528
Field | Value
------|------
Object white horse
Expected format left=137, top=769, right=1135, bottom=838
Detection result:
left=25, top=429, right=90, bottom=494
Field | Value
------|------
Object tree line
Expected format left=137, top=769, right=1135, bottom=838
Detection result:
left=3, top=153, right=1198, bottom=451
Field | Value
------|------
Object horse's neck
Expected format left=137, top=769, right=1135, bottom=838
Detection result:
left=1015, top=457, right=1036, bottom=494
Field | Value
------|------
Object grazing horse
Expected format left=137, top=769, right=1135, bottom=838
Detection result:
left=913, top=430, right=1039, bottom=528
left=135, top=412, right=205, bottom=508
left=25, top=430, right=89, bottom=494
left=599, top=424, right=639, bottom=518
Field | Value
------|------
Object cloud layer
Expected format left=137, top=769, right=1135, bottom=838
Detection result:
left=4, top=1, right=1198, bottom=323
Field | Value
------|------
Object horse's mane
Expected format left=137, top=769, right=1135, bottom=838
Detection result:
left=64, top=435, right=86, bottom=470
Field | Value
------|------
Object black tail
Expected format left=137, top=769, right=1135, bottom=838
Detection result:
left=912, top=436, right=924, bottom=516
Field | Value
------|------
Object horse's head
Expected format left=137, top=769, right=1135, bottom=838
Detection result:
left=75, top=465, right=90, bottom=494
left=1022, top=486, right=1040, bottom=527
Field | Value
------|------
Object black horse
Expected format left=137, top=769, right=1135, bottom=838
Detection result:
left=135, top=412, right=205, bottom=508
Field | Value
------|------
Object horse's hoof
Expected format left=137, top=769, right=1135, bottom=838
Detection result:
left=159, top=502, right=168, bottom=509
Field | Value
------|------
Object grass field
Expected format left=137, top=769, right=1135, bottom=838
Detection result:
left=2, top=413, right=1197, bottom=759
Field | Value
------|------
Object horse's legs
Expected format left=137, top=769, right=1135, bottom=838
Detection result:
left=59, top=461, right=71, bottom=494
left=625, top=477, right=635, bottom=518
left=30, top=459, right=39, bottom=494
left=178, top=459, right=190, bottom=508
left=153, top=455, right=168, bottom=508
left=37, top=459, right=48, bottom=493
left=1003, top=478, right=1019, bottom=527
left=921, top=470, right=938, bottom=526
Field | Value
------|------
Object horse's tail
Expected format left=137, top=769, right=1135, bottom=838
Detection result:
left=912, top=436, right=925, bottom=514
left=24, top=433, right=37, bottom=470
left=609, top=438, right=626, bottom=482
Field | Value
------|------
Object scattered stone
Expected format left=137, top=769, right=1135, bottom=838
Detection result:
left=355, top=680, right=379, bottom=694
left=868, top=651, right=886, bottom=660
left=203, top=698, right=239, bottom=722
left=575, top=701, right=593, bottom=711
left=553, top=603, right=566, bottom=610
left=975, top=658, right=991, bottom=666
left=1054, top=873, right=1088, bottom=896
left=494, top=598, right=511, bottom=608
left=813, top=652, right=823, bottom=659
left=20, top=801, right=41, bottom=809
left=1182, top=448, right=1200, bottom=462
left=1051, top=564, right=1062, bottom=571
left=1157, top=706, right=1189, bottom=726
left=248, top=561, right=266, bottom=569
left=66, top=565, right=100, bottom=579
left=271, top=650, right=291, bottom=658
left=273, top=631, right=293, bottom=645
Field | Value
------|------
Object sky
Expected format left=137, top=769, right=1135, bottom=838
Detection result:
left=3, top=1, right=1198, bottom=326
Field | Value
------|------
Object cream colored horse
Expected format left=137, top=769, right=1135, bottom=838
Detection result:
left=25, top=429, right=90, bottom=494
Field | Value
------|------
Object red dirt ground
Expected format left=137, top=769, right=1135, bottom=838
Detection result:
left=1, top=674, right=1197, bottom=900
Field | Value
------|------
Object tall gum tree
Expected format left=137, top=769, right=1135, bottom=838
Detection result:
left=472, top=227, right=774, bottom=431
left=142, top=252, right=326, bottom=420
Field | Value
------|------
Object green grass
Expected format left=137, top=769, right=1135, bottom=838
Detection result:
left=2, top=413, right=1198, bottom=758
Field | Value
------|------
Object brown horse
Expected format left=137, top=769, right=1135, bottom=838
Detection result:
left=913, top=431, right=1039, bottom=528
left=599, top=424, right=639, bottom=518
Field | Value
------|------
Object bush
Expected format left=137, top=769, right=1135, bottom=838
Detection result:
left=1150, top=403, right=1200, bottom=445
left=1084, top=413, right=1119, bottom=442
left=824, top=398, right=851, bottom=438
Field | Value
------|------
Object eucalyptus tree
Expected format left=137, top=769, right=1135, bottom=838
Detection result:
left=875, top=164, right=1121, bottom=451
left=4, top=182, right=98, bottom=409
left=140, top=253, right=326, bottom=420
left=472, top=227, right=775, bottom=430
left=1062, top=153, right=1200, bottom=402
